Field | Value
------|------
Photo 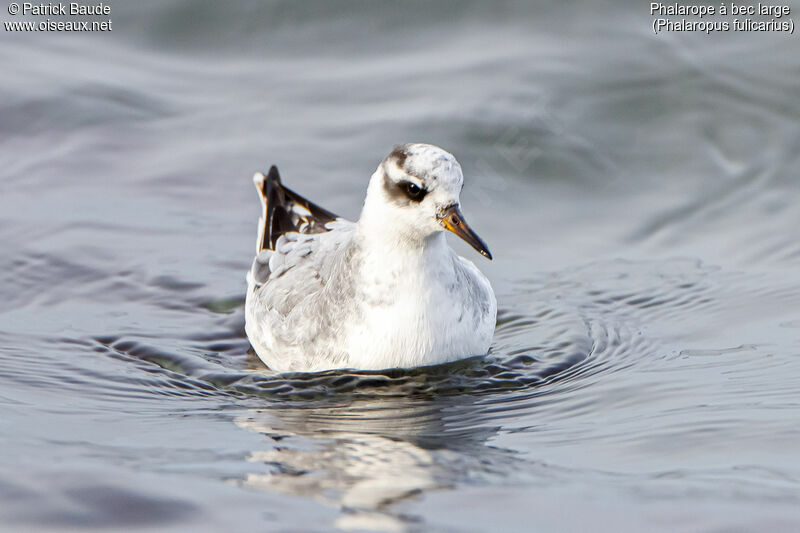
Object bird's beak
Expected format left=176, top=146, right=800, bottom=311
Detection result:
left=438, top=204, right=492, bottom=260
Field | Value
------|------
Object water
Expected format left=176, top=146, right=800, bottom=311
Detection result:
left=2, top=1, right=800, bottom=531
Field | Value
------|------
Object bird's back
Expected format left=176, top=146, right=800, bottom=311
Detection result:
left=245, top=168, right=359, bottom=372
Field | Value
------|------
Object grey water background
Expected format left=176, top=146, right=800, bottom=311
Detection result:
left=2, top=1, right=800, bottom=531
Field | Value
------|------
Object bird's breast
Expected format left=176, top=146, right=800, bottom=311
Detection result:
left=342, top=259, right=492, bottom=369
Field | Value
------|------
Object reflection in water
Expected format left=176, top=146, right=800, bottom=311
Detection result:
left=235, top=397, right=507, bottom=531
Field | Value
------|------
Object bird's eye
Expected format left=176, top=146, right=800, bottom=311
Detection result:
left=403, top=182, right=425, bottom=201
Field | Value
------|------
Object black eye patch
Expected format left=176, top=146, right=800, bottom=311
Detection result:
left=398, top=181, right=427, bottom=202
left=381, top=169, right=428, bottom=206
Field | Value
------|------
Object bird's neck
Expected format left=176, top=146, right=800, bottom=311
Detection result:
left=357, top=211, right=450, bottom=272
left=360, top=226, right=448, bottom=258
left=357, top=172, right=452, bottom=269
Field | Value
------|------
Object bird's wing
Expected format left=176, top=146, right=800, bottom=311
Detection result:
left=248, top=166, right=353, bottom=288
left=246, top=167, right=359, bottom=370
left=245, top=218, right=358, bottom=371
left=248, top=217, right=356, bottom=294
left=253, top=166, right=339, bottom=254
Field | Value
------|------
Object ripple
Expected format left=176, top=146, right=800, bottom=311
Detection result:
left=91, top=259, right=710, bottom=417
left=4, top=247, right=800, bottom=531
left=6, top=253, right=796, bottom=531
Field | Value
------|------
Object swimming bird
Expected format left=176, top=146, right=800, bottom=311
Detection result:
left=245, top=143, right=496, bottom=373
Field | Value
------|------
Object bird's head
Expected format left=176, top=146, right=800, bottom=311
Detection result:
left=361, top=143, right=491, bottom=259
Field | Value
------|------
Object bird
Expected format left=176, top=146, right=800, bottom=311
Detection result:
left=244, top=143, right=496, bottom=373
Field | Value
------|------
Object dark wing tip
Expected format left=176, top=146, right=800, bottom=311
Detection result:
left=261, top=165, right=281, bottom=199
left=266, top=165, right=280, bottom=182
left=254, top=164, right=341, bottom=253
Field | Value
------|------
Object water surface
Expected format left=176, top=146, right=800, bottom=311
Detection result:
left=2, top=1, right=800, bottom=531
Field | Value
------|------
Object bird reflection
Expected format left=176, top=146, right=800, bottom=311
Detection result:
left=234, top=395, right=514, bottom=531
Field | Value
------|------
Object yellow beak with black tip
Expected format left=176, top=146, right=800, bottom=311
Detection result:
left=438, top=205, right=492, bottom=260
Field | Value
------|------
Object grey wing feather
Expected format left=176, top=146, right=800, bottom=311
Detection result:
left=246, top=219, right=358, bottom=371
left=249, top=219, right=355, bottom=310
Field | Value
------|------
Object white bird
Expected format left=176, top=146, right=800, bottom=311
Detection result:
left=245, top=143, right=496, bottom=373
